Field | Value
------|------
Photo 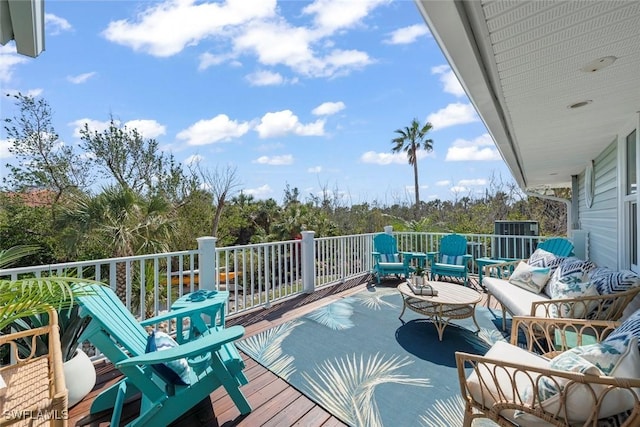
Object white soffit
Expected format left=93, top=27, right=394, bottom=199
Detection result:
left=416, top=0, right=640, bottom=190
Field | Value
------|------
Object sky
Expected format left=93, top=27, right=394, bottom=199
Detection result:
left=0, top=0, right=515, bottom=206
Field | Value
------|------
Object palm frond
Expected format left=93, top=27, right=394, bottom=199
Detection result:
left=0, top=277, right=100, bottom=330
left=305, top=300, right=354, bottom=330
left=301, top=353, right=431, bottom=427
left=419, top=395, right=466, bottom=427
left=351, top=288, right=397, bottom=310
left=236, top=320, right=301, bottom=380
left=0, top=245, right=41, bottom=268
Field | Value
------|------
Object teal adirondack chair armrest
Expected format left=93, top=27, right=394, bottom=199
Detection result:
left=116, top=325, right=245, bottom=369
left=426, top=251, right=438, bottom=263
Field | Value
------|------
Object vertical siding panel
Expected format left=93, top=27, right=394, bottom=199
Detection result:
left=578, top=140, right=618, bottom=268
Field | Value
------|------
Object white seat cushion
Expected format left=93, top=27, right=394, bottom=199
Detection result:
left=484, top=277, right=550, bottom=316
left=465, top=341, right=551, bottom=425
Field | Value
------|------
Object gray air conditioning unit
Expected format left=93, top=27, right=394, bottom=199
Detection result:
left=493, top=221, right=539, bottom=259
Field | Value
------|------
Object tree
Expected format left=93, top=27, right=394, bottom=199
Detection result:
left=57, top=186, right=176, bottom=302
left=197, top=164, right=241, bottom=237
left=78, top=117, right=192, bottom=199
left=391, top=118, right=434, bottom=212
left=3, top=93, right=92, bottom=203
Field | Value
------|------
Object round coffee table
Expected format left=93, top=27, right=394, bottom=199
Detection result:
left=398, top=281, right=482, bottom=341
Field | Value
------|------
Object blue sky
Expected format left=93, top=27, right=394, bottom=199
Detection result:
left=0, top=0, right=514, bottom=205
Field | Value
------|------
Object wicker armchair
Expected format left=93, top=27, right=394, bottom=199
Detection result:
left=456, top=316, right=640, bottom=427
left=484, top=260, right=640, bottom=329
left=0, top=307, right=68, bottom=427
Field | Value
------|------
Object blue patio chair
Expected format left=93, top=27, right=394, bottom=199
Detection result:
left=427, top=234, right=473, bottom=286
left=76, top=284, right=251, bottom=426
left=372, top=233, right=412, bottom=284
left=537, top=237, right=574, bottom=257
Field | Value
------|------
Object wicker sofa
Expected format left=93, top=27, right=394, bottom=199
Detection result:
left=456, top=315, right=640, bottom=426
left=483, top=249, right=640, bottom=330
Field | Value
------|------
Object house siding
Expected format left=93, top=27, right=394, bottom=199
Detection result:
left=578, top=140, right=619, bottom=268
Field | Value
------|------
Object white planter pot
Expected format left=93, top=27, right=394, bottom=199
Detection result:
left=414, top=276, right=424, bottom=286
left=63, top=349, right=96, bottom=408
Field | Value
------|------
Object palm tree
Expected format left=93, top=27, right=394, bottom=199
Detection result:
left=391, top=118, right=434, bottom=212
left=57, top=186, right=176, bottom=302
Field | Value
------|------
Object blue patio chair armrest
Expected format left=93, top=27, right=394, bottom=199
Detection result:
left=139, top=302, right=225, bottom=326
left=116, top=325, right=245, bottom=368
left=426, top=252, right=438, bottom=262
left=462, top=254, right=473, bottom=262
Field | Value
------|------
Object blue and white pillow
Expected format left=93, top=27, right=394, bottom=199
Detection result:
left=527, top=248, right=566, bottom=275
left=440, top=254, right=465, bottom=265
left=516, top=337, right=640, bottom=423
left=605, top=308, right=640, bottom=350
left=554, top=257, right=597, bottom=278
left=589, top=267, right=640, bottom=295
left=508, top=261, right=551, bottom=293
left=545, top=274, right=598, bottom=317
left=145, top=330, right=191, bottom=385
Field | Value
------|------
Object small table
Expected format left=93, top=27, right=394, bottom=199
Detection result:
left=402, top=251, right=428, bottom=268
left=171, top=289, right=229, bottom=343
left=398, top=281, right=481, bottom=341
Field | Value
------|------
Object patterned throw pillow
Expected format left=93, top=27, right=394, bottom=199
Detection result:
left=508, top=261, right=551, bottom=293
left=589, top=267, right=640, bottom=295
left=605, top=308, right=640, bottom=349
left=440, top=254, right=464, bottom=265
left=553, top=257, right=597, bottom=278
left=545, top=273, right=599, bottom=317
left=527, top=248, right=566, bottom=275
left=516, top=337, right=640, bottom=423
left=146, top=330, right=191, bottom=385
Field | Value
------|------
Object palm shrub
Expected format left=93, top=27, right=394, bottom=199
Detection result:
left=0, top=245, right=100, bottom=361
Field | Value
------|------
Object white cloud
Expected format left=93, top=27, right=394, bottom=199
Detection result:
left=177, top=114, right=250, bottom=146
left=184, top=154, right=203, bottom=165
left=0, top=139, right=12, bottom=158
left=431, top=65, right=465, bottom=97
left=197, top=52, right=234, bottom=71
left=45, top=14, right=72, bottom=35
left=0, top=44, right=28, bottom=83
left=445, top=133, right=501, bottom=161
left=427, top=103, right=479, bottom=130
left=302, top=0, right=389, bottom=35
left=255, top=110, right=324, bottom=138
left=450, top=186, right=469, bottom=193
left=404, top=184, right=428, bottom=193
left=308, top=166, right=322, bottom=173
left=246, top=70, right=285, bottom=86
left=257, top=142, right=285, bottom=151
left=384, top=24, right=429, bottom=45
left=67, top=72, right=97, bottom=84
left=244, top=184, right=272, bottom=198
left=102, top=0, right=277, bottom=57
left=435, top=180, right=451, bottom=186
left=360, top=151, right=405, bottom=165
left=102, top=0, right=385, bottom=80
left=458, top=178, right=487, bottom=186
left=125, top=119, right=166, bottom=138
left=312, top=101, right=345, bottom=116
left=71, top=118, right=114, bottom=138
left=253, top=155, right=294, bottom=165
left=360, top=150, right=432, bottom=165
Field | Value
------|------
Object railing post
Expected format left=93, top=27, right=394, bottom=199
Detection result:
left=197, top=236, right=217, bottom=290
left=301, top=231, right=315, bottom=294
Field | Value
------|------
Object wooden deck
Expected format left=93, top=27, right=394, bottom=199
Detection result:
left=68, top=275, right=493, bottom=427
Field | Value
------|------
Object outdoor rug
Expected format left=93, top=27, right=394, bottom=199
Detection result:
left=237, top=286, right=505, bottom=427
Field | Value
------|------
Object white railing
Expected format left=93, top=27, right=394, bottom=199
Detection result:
left=1, top=231, right=562, bottom=320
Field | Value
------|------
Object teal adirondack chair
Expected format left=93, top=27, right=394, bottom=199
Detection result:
left=372, top=233, right=412, bottom=284
left=537, top=237, right=574, bottom=257
left=76, top=284, right=251, bottom=426
left=427, top=234, right=473, bottom=286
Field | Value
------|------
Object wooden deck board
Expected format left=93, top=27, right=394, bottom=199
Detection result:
left=68, top=275, right=491, bottom=426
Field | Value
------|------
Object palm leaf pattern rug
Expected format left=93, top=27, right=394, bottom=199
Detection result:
left=237, top=286, right=502, bottom=427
